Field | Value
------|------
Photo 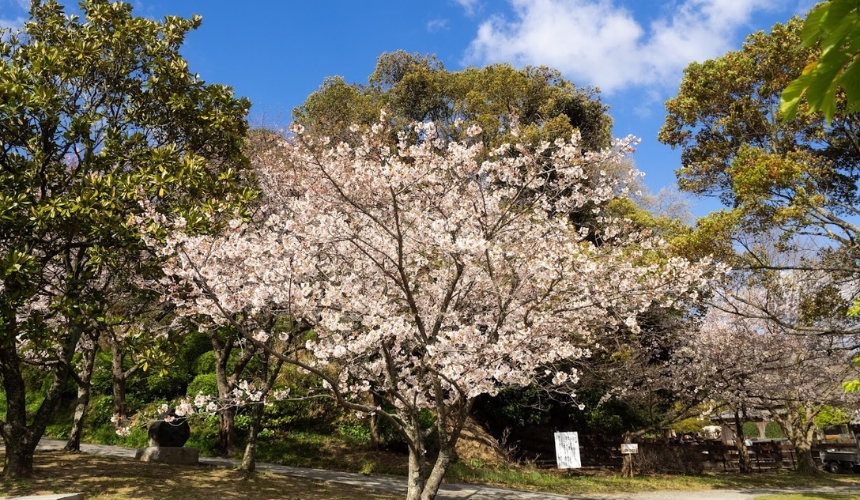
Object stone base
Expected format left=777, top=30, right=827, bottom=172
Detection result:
left=135, top=446, right=199, bottom=465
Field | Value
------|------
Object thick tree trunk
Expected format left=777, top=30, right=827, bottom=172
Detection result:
left=734, top=410, right=752, bottom=474
left=218, top=407, right=237, bottom=458
left=369, top=412, right=380, bottom=450
left=0, top=350, right=36, bottom=478
left=239, top=400, right=262, bottom=472
left=66, top=342, right=97, bottom=452
left=405, top=443, right=427, bottom=500
left=401, top=404, right=470, bottom=500
left=1, top=312, right=80, bottom=478
left=369, top=393, right=383, bottom=450
left=110, top=342, right=127, bottom=419
left=621, top=432, right=635, bottom=478
left=783, top=420, right=820, bottom=475
left=772, top=405, right=821, bottom=475
left=795, top=443, right=819, bottom=475
left=2, top=431, right=36, bottom=480
left=421, top=446, right=455, bottom=500
left=240, top=403, right=264, bottom=472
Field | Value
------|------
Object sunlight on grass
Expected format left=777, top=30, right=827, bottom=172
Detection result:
left=754, top=495, right=860, bottom=500
left=0, top=451, right=398, bottom=500
left=444, top=461, right=860, bottom=496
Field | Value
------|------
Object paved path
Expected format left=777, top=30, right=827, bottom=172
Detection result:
left=34, top=439, right=860, bottom=500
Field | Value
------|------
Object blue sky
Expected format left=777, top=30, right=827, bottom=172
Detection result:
left=1, top=0, right=817, bottom=217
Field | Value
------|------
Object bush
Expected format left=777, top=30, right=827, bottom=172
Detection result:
left=186, top=413, right=221, bottom=456
left=742, top=421, right=761, bottom=438
left=192, top=351, right=216, bottom=375
left=89, top=395, right=117, bottom=427
left=186, top=373, right=218, bottom=398
left=765, top=421, right=786, bottom=439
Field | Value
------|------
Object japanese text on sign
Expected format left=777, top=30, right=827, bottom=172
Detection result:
left=554, top=431, right=582, bottom=469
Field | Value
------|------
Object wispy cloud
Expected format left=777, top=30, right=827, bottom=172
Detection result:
left=427, top=18, right=449, bottom=33
left=0, top=0, right=28, bottom=30
left=454, top=0, right=481, bottom=16
left=0, top=16, right=26, bottom=31
left=464, top=0, right=777, bottom=93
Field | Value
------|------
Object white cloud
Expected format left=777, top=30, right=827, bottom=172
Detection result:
left=464, top=0, right=777, bottom=93
left=0, top=16, right=25, bottom=31
left=0, top=0, right=28, bottom=30
left=455, top=0, right=481, bottom=15
left=427, top=18, right=449, bottom=32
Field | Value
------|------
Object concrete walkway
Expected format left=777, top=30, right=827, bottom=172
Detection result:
left=34, top=439, right=860, bottom=500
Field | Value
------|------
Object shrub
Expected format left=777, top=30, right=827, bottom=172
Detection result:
left=186, top=373, right=218, bottom=398
left=765, top=421, right=786, bottom=439
left=742, top=421, right=761, bottom=438
left=192, top=351, right=216, bottom=375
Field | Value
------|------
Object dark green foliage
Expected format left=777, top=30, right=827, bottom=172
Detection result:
left=186, top=373, right=218, bottom=398
left=192, top=351, right=217, bottom=375
left=186, top=413, right=222, bottom=456
left=765, top=421, right=787, bottom=439
left=743, top=421, right=761, bottom=438
left=294, top=50, right=612, bottom=153
left=0, top=0, right=255, bottom=477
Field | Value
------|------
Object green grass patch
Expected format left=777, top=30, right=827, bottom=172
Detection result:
left=443, top=462, right=860, bottom=496
left=754, top=495, right=860, bottom=500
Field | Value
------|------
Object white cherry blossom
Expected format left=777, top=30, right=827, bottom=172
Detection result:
left=153, top=116, right=711, bottom=500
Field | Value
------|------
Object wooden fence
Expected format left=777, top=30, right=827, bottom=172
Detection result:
left=529, top=437, right=859, bottom=472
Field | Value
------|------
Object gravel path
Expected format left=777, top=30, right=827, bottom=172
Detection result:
left=34, top=439, right=860, bottom=500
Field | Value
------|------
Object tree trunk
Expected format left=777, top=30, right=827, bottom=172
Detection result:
left=66, top=342, right=97, bottom=452
left=0, top=344, right=36, bottom=479
left=795, top=443, right=819, bottom=475
left=770, top=404, right=821, bottom=475
left=621, top=432, right=635, bottom=478
left=2, top=430, right=35, bottom=480
left=219, top=407, right=237, bottom=458
left=240, top=403, right=264, bottom=472
left=780, top=415, right=820, bottom=475
left=420, top=446, right=455, bottom=500
left=110, top=342, right=127, bottom=419
left=405, top=442, right=427, bottom=500
left=734, top=410, right=752, bottom=474
left=369, top=393, right=383, bottom=450
left=369, top=412, right=380, bottom=450
left=1, top=309, right=80, bottom=478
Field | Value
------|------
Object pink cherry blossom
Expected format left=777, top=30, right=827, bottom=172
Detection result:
left=152, top=115, right=712, bottom=500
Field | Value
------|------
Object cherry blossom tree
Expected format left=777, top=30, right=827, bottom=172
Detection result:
left=675, top=267, right=860, bottom=475
left=152, top=117, right=711, bottom=500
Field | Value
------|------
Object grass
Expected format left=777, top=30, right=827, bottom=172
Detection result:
left=443, top=461, right=860, bottom=496
left=254, top=431, right=408, bottom=476
left=0, top=450, right=399, bottom=500
left=754, top=495, right=860, bottom=500
left=3, top=447, right=860, bottom=500
left=11, top=432, right=860, bottom=499
left=235, top=431, right=860, bottom=496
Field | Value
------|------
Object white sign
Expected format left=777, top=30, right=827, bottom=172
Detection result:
left=554, top=431, right=582, bottom=469
left=621, top=443, right=639, bottom=454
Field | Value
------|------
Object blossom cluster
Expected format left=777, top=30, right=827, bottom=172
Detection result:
left=151, top=114, right=713, bottom=421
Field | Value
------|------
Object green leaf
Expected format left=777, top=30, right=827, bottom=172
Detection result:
left=801, top=3, right=828, bottom=47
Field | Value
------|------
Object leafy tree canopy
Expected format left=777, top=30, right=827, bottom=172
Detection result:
left=293, top=50, right=613, bottom=152
left=659, top=16, right=860, bottom=264
left=0, top=0, right=254, bottom=478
